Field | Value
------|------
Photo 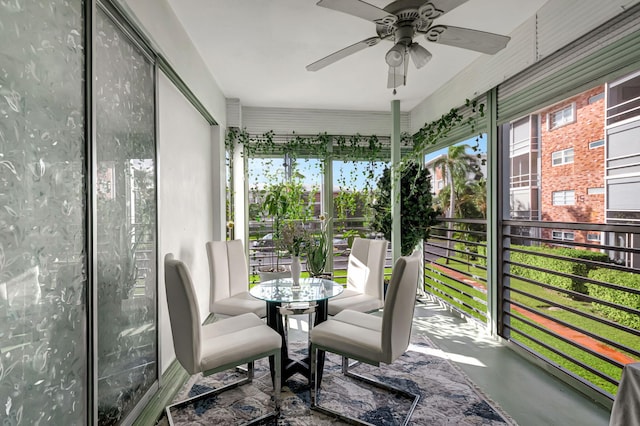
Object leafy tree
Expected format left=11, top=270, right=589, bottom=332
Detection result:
left=370, top=162, right=439, bottom=256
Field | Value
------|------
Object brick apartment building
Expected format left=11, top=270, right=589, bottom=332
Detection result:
left=538, top=86, right=606, bottom=245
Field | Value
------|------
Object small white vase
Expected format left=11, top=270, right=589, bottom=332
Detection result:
left=290, top=256, right=301, bottom=287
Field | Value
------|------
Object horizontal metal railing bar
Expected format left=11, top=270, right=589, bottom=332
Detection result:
left=431, top=226, right=488, bottom=238
left=425, top=268, right=488, bottom=304
left=504, top=219, right=640, bottom=234
left=504, top=233, right=640, bottom=256
left=506, top=257, right=640, bottom=298
left=503, top=322, right=619, bottom=387
left=424, top=240, right=488, bottom=257
left=426, top=262, right=488, bottom=288
left=427, top=260, right=488, bottom=283
left=425, top=241, right=488, bottom=260
left=436, top=217, right=488, bottom=226
left=505, top=287, right=640, bottom=352
left=504, top=309, right=625, bottom=371
left=425, top=291, right=487, bottom=326
left=506, top=245, right=640, bottom=275
left=425, top=283, right=488, bottom=319
left=429, top=234, right=488, bottom=247
left=505, top=270, right=640, bottom=320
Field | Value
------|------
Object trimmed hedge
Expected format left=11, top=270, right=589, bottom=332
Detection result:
left=477, top=244, right=609, bottom=294
left=587, top=268, right=640, bottom=329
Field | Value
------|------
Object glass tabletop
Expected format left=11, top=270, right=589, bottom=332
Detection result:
left=249, top=277, right=344, bottom=303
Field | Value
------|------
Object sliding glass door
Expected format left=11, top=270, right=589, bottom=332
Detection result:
left=0, top=0, right=87, bottom=423
left=94, top=4, right=158, bottom=424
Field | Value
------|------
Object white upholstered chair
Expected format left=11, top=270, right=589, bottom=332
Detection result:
left=206, top=239, right=266, bottom=318
left=328, top=237, right=388, bottom=316
left=309, top=250, right=422, bottom=425
left=163, top=254, right=281, bottom=425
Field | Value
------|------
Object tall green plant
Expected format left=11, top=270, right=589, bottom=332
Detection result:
left=370, top=161, right=439, bottom=256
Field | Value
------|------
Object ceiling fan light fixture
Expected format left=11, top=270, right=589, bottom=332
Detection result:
left=385, top=42, right=405, bottom=67
left=409, top=42, right=432, bottom=69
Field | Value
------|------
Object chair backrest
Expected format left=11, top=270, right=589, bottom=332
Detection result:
left=381, top=250, right=421, bottom=364
left=164, top=253, right=201, bottom=375
left=346, top=238, right=388, bottom=299
left=206, top=240, right=249, bottom=309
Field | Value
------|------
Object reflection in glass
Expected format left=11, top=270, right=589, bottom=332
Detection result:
left=95, top=7, right=157, bottom=424
left=0, top=0, right=86, bottom=424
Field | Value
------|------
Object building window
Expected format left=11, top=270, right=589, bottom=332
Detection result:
left=552, top=230, right=575, bottom=241
left=587, top=187, right=604, bottom=195
left=588, top=92, right=604, bottom=104
left=552, top=190, right=575, bottom=205
left=589, top=139, right=604, bottom=149
left=552, top=148, right=574, bottom=166
left=587, top=233, right=601, bottom=242
left=549, top=104, right=576, bottom=129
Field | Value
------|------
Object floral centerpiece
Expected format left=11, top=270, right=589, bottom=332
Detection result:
left=307, top=215, right=331, bottom=277
left=280, top=221, right=309, bottom=286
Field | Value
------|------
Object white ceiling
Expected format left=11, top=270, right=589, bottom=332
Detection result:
left=166, top=0, right=548, bottom=112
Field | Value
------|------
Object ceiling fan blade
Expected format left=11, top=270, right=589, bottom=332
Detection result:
left=317, top=0, right=397, bottom=25
left=426, top=25, right=510, bottom=54
left=306, top=37, right=380, bottom=71
left=430, top=0, right=471, bottom=15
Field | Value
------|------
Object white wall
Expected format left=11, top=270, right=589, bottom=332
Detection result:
left=242, top=106, right=411, bottom=135
left=118, top=0, right=228, bottom=373
left=157, top=73, right=215, bottom=371
left=410, top=0, right=640, bottom=133
left=120, top=0, right=227, bottom=125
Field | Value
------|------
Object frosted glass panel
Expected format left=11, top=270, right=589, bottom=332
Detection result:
left=0, top=0, right=87, bottom=424
left=95, top=6, right=157, bottom=425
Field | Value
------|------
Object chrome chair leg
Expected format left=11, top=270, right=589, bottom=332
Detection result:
left=310, top=346, right=420, bottom=426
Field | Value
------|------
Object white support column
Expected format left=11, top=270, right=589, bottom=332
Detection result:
left=211, top=125, right=225, bottom=241
left=232, top=140, right=249, bottom=257
left=486, top=87, right=500, bottom=337
left=391, top=100, right=401, bottom=265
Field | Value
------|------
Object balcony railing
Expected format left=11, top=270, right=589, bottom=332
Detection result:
left=424, top=217, right=640, bottom=400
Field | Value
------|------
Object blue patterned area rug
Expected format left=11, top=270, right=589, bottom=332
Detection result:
left=162, top=334, right=517, bottom=425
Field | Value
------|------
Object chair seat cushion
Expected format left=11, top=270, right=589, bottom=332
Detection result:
left=200, top=313, right=281, bottom=371
left=311, top=318, right=383, bottom=363
left=328, top=290, right=384, bottom=316
left=333, top=309, right=382, bottom=332
left=212, top=291, right=266, bottom=317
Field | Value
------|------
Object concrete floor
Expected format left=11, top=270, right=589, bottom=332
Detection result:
left=286, top=295, right=613, bottom=426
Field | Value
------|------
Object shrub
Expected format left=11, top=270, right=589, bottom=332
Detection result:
left=587, top=268, right=640, bottom=329
left=477, top=244, right=609, bottom=294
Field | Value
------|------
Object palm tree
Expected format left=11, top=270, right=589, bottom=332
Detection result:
left=433, top=144, right=478, bottom=262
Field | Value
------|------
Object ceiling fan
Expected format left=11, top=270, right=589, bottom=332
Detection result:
left=306, top=0, right=511, bottom=92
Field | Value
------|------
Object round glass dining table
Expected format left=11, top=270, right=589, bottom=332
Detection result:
left=249, top=277, right=344, bottom=385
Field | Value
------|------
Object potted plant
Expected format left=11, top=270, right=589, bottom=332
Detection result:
left=306, top=216, right=331, bottom=277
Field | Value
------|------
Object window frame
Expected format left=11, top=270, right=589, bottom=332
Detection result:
left=552, top=148, right=575, bottom=166
left=552, top=230, right=575, bottom=241
left=548, top=103, right=577, bottom=130
left=552, top=189, right=576, bottom=206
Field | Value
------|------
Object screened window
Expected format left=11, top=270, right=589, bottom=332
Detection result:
left=552, top=230, right=575, bottom=241
left=589, top=139, right=604, bottom=149
left=549, top=104, right=576, bottom=129
left=552, top=148, right=574, bottom=165
left=607, top=71, right=640, bottom=125
left=552, top=190, right=575, bottom=205
left=587, top=233, right=601, bottom=241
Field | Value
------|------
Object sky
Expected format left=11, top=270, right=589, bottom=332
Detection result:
left=247, top=133, right=487, bottom=192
